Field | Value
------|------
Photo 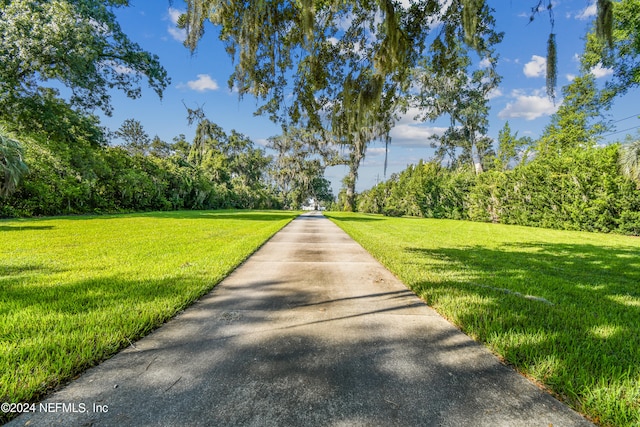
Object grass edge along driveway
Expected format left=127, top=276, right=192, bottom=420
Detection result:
left=0, top=210, right=298, bottom=421
left=325, top=211, right=640, bottom=427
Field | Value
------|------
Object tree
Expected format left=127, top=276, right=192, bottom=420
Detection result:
left=227, top=130, right=272, bottom=190
left=493, top=122, right=533, bottom=171
left=0, top=0, right=170, bottom=198
left=0, top=0, right=169, bottom=121
left=0, top=127, right=29, bottom=197
left=268, top=128, right=334, bottom=209
left=528, top=0, right=614, bottom=100
left=171, top=134, right=191, bottom=161
left=584, top=0, right=640, bottom=99
left=182, top=0, right=502, bottom=199
left=331, top=70, right=399, bottom=211
left=149, top=136, right=173, bottom=158
left=413, top=9, right=502, bottom=175
left=114, top=119, right=151, bottom=156
left=619, top=132, right=640, bottom=184
left=188, top=117, right=227, bottom=169
left=309, top=176, right=334, bottom=209
left=537, top=73, right=610, bottom=156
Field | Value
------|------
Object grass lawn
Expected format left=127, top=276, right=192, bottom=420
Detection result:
left=325, top=212, right=640, bottom=427
left=0, top=210, right=297, bottom=419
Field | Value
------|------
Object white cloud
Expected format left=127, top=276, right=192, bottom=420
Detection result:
left=523, top=55, right=546, bottom=78
left=389, top=123, right=447, bottom=147
left=186, top=74, right=220, bottom=92
left=167, top=7, right=186, bottom=42
left=566, top=73, right=577, bottom=82
left=590, top=63, right=614, bottom=78
left=168, top=26, right=187, bottom=42
left=102, top=60, right=135, bottom=75
left=327, top=36, right=339, bottom=46
left=576, top=2, right=597, bottom=20
left=487, top=88, right=503, bottom=100
left=498, top=90, right=558, bottom=120
left=168, top=7, right=181, bottom=23
left=366, top=147, right=388, bottom=157
left=384, top=107, right=448, bottom=147
left=479, top=57, right=492, bottom=68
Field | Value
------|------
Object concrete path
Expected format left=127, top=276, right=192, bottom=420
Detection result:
left=9, top=212, right=593, bottom=426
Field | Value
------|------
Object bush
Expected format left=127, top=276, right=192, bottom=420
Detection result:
left=356, top=145, right=640, bottom=236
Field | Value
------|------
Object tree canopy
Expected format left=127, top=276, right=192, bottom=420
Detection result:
left=182, top=0, right=504, bottom=208
left=180, top=0, right=620, bottom=198
left=584, top=0, right=640, bottom=99
left=0, top=0, right=170, bottom=120
left=183, top=0, right=501, bottom=124
left=0, top=127, right=28, bottom=197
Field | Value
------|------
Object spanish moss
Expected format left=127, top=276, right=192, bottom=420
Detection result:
left=596, top=0, right=614, bottom=49
left=546, top=32, right=557, bottom=101
left=462, top=0, right=483, bottom=48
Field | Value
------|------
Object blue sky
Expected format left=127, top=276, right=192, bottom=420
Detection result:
left=102, top=0, right=640, bottom=194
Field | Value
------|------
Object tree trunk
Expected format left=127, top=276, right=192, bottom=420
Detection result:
left=344, top=161, right=358, bottom=212
left=473, top=157, right=484, bottom=175
left=471, top=135, right=484, bottom=175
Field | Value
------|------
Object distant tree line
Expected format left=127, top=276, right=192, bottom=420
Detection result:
left=0, top=102, right=333, bottom=217
left=2, top=0, right=639, bottom=226
left=353, top=74, right=640, bottom=236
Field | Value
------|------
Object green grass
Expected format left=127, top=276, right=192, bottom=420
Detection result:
left=325, top=212, right=640, bottom=427
left=0, top=210, right=297, bottom=418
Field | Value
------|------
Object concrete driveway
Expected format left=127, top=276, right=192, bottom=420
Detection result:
left=8, top=212, right=594, bottom=426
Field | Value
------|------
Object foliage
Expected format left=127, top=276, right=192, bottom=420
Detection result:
left=326, top=211, right=640, bottom=427
left=0, top=0, right=169, bottom=118
left=356, top=161, right=475, bottom=220
left=536, top=73, right=610, bottom=155
left=546, top=32, right=557, bottom=100
left=180, top=0, right=622, bottom=195
left=114, top=118, right=151, bottom=156
left=471, top=145, right=640, bottom=234
left=354, top=64, right=640, bottom=236
left=412, top=3, right=502, bottom=174
left=182, top=0, right=504, bottom=202
left=619, top=133, right=640, bottom=184
left=0, top=210, right=297, bottom=422
left=0, top=111, right=288, bottom=217
left=529, top=0, right=614, bottom=99
left=268, top=128, right=335, bottom=209
left=355, top=143, right=640, bottom=236
left=493, top=121, right=532, bottom=171
left=0, top=0, right=176, bottom=214
left=584, top=0, right=640, bottom=99
left=1, top=89, right=108, bottom=148
left=0, top=127, right=29, bottom=198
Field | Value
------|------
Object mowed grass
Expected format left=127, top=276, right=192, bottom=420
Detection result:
left=325, top=212, right=640, bottom=427
left=0, top=210, right=297, bottom=415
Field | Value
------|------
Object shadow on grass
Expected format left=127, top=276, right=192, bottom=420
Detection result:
left=404, top=243, right=640, bottom=423
left=3, top=272, right=589, bottom=427
left=1, top=272, right=223, bottom=408
left=0, top=225, right=55, bottom=231
left=325, top=214, right=383, bottom=222
left=0, top=210, right=299, bottom=223
left=199, top=212, right=299, bottom=221
left=0, top=263, right=53, bottom=277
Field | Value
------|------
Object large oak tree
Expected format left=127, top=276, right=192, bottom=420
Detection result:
left=182, top=0, right=502, bottom=209
left=0, top=0, right=170, bottom=120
